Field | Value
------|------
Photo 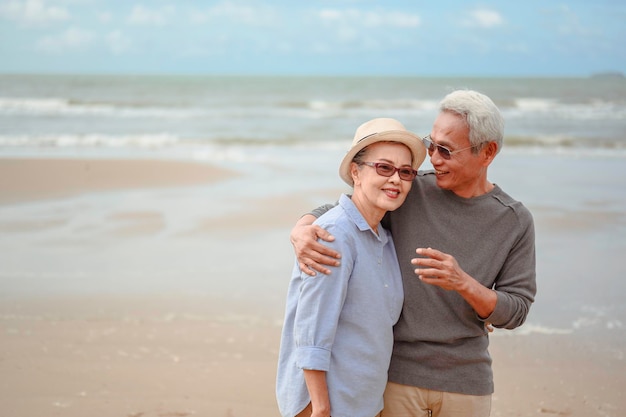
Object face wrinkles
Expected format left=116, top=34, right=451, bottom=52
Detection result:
left=431, top=111, right=470, bottom=151
left=430, top=111, right=488, bottom=198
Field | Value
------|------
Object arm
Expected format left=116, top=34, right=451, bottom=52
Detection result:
left=412, top=215, right=536, bottom=328
left=484, top=214, right=536, bottom=328
left=290, top=211, right=341, bottom=276
left=294, top=224, right=353, bottom=415
left=412, top=247, right=498, bottom=318
left=303, top=370, right=331, bottom=417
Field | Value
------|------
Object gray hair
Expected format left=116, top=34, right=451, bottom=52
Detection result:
left=439, top=90, right=504, bottom=154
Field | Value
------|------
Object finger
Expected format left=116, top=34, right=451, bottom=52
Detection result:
left=311, top=242, right=341, bottom=261
left=305, top=238, right=342, bottom=264
left=298, top=262, right=316, bottom=277
left=299, top=261, right=317, bottom=276
left=411, top=257, right=443, bottom=271
left=414, top=267, right=442, bottom=279
left=310, top=235, right=341, bottom=260
left=309, top=261, right=332, bottom=276
left=308, top=252, right=340, bottom=271
left=415, top=247, right=445, bottom=260
left=313, top=225, right=336, bottom=244
left=299, top=257, right=332, bottom=276
left=418, top=275, right=448, bottom=289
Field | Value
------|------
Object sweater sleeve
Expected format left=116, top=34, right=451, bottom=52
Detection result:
left=309, top=203, right=338, bottom=219
left=485, top=206, right=537, bottom=329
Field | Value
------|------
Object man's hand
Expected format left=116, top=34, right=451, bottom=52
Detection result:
left=411, top=247, right=497, bottom=319
left=290, top=215, right=341, bottom=276
left=411, top=247, right=469, bottom=292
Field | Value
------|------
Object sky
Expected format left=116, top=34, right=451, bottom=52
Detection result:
left=0, top=0, right=624, bottom=76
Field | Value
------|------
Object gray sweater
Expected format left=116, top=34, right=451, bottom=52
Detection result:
left=312, top=170, right=536, bottom=395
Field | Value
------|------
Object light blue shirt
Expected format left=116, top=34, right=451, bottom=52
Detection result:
left=276, top=194, right=404, bottom=417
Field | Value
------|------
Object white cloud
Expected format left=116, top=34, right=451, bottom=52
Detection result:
left=464, top=9, right=504, bottom=29
left=106, top=30, right=131, bottom=54
left=313, top=8, right=421, bottom=53
left=319, top=9, right=341, bottom=21
left=191, top=2, right=277, bottom=26
left=37, top=26, right=94, bottom=52
left=127, top=4, right=175, bottom=26
left=98, top=11, right=112, bottom=23
left=336, top=26, right=359, bottom=43
left=319, top=8, right=421, bottom=29
left=0, top=0, right=70, bottom=25
left=384, top=12, right=421, bottom=28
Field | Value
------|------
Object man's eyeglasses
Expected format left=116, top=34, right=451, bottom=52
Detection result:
left=422, top=135, right=479, bottom=160
left=359, top=162, right=417, bottom=181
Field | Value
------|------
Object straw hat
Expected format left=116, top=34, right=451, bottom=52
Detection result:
left=339, top=118, right=426, bottom=186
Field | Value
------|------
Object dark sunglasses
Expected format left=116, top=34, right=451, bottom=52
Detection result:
left=359, top=162, right=417, bottom=181
left=422, top=135, right=479, bottom=160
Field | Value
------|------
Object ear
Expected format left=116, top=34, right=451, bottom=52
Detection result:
left=482, top=141, right=498, bottom=166
left=350, top=162, right=361, bottom=186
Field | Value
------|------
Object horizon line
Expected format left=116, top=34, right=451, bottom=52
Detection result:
left=1, top=70, right=623, bottom=79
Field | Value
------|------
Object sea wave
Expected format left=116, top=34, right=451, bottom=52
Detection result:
left=305, top=98, right=440, bottom=111
left=496, top=323, right=573, bottom=336
left=0, top=97, right=205, bottom=118
left=0, top=96, right=442, bottom=120
left=507, top=97, right=626, bottom=120
left=573, top=305, right=625, bottom=331
left=1, top=132, right=624, bottom=151
left=504, top=134, right=626, bottom=148
left=0, top=133, right=181, bottom=148
left=493, top=319, right=624, bottom=337
left=3, top=95, right=624, bottom=122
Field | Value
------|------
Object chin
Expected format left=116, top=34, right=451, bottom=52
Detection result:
left=384, top=199, right=406, bottom=212
left=435, top=176, right=452, bottom=190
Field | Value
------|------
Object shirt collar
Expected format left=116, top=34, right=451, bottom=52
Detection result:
left=338, top=193, right=389, bottom=243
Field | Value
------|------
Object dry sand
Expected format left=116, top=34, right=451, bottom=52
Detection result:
left=0, top=157, right=624, bottom=417
left=0, top=158, right=238, bottom=205
left=1, top=295, right=624, bottom=417
left=0, top=295, right=280, bottom=417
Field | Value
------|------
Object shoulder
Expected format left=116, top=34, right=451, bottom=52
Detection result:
left=403, top=170, right=437, bottom=200
left=411, top=170, right=440, bottom=194
left=315, top=205, right=359, bottom=246
left=415, top=170, right=437, bottom=186
left=491, top=186, right=534, bottom=225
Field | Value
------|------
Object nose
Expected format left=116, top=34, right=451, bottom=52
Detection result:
left=388, top=170, right=402, bottom=183
left=429, top=146, right=443, bottom=164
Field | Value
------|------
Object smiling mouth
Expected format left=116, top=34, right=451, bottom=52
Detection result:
left=435, top=170, right=448, bottom=175
left=383, top=189, right=400, bottom=198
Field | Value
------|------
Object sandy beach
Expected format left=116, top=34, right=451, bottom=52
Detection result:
left=0, top=158, right=239, bottom=205
left=0, top=156, right=625, bottom=417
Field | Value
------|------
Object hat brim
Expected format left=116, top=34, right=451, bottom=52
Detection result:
left=339, top=130, right=426, bottom=186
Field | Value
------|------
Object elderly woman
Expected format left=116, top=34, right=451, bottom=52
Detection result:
left=276, top=118, right=426, bottom=417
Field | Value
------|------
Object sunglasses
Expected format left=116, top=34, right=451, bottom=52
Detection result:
left=359, top=162, right=417, bottom=181
left=422, top=135, right=478, bottom=160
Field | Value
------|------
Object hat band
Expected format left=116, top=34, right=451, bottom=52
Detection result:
left=357, top=132, right=377, bottom=143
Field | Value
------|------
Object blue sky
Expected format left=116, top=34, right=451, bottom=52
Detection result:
left=1, top=0, right=624, bottom=76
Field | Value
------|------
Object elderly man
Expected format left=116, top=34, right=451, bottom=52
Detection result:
left=290, top=90, right=536, bottom=417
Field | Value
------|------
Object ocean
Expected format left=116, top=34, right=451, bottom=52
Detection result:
left=1, top=74, right=625, bottom=160
left=1, top=74, right=625, bottom=342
